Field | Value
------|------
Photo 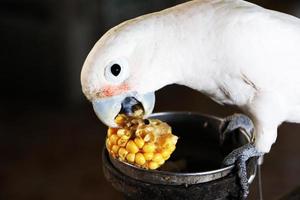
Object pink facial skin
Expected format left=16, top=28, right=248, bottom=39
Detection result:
left=97, top=83, right=130, bottom=98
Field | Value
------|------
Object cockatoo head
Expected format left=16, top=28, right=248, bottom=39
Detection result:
left=81, top=17, right=181, bottom=127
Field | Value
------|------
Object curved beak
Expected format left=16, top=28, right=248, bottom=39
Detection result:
left=92, top=92, right=155, bottom=127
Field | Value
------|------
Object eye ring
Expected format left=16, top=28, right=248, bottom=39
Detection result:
left=104, top=59, right=129, bottom=84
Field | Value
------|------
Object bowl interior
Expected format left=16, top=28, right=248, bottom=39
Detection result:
left=149, top=112, right=249, bottom=173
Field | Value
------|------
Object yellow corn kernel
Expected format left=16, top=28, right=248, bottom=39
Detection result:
left=143, top=152, right=154, bottom=161
left=109, top=134, right=119, bottom=145
left=117, top=135, right=130, bottom=147
left=148, top=161, right=159, bottom=170
left=117, top=129, right=126, bottom=137
left=163, top=137, right=174, bottom=148
left=159, top=159, right=165, bottom=165
left=134, top=137, right=145, bottom=149
left=126, top=153, right=136, bottom=163
left=115, top=115, right=125, bottom=125
left=133, top=109, right=143, bottom=117
left=107, top=128, right=115, bottom=137
left=167, top=144, right=176, bottom=153
left=149, top=119, right=159, bottom=125
left=117, top=129, right=131, bottom=137
left=152, top=153, right=164, bottom=165
left=143, top=134, right=151, bottom=142
left=142, top=143, right=156, bottom=153
left=144, top=133, right=154, bottom=142
left=118, top=148, right=128, bottom=160
left=135, top=153, right=146, bottom=165
left=164, top=137, right=172, bottom=144
left=126, top=140, right=139, bottom=154
left=163, top=154, right=170, bottom=160
left=111, top=145, right=120, bottom=154
left=135, top=129, right=146, bottom=137
left=161, top=149, right=171, bottom=159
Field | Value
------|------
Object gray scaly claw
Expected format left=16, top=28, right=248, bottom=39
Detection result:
left=221, top=114, right=263, bottom=199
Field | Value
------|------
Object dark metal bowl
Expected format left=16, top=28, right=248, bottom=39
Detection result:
left=103, top=112, right=257, bottom=200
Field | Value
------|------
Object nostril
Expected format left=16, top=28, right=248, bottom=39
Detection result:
left=120, top=97, right=144, bottom=116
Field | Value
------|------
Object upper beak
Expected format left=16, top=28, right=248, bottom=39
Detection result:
left=92, top=92, right=155, bottom=127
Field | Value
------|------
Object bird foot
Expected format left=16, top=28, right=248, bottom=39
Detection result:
left=221, top=114, right=263, bottom=199
left=223, top=143, right=263, bottom=199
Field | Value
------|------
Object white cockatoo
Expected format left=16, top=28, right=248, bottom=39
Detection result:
left=81, top=0, right=300, bottom=198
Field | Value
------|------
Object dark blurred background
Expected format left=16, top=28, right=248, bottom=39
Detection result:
left=1, top=0, right=300, bottom=199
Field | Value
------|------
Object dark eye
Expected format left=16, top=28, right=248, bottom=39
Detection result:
left=104, top=59, right=129, bottom=83
left=110, top=64, right=121, bottom=76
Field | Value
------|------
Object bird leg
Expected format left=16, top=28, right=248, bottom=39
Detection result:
left=221, top=114, right=264, bottom=200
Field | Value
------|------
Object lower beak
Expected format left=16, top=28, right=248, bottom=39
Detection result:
left=92, top=92, right=155, bottom=127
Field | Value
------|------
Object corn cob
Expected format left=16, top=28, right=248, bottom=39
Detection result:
left=106, top=113, right=178, bottom=170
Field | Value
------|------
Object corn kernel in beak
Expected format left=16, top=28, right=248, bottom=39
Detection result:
left=115, top=115, right=126, bottom=126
